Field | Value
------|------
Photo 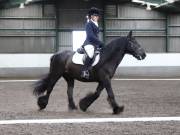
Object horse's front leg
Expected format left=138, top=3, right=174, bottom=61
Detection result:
left=103, top=78, right=124, bottom=114
left=63, top=75, right=77, bottom=110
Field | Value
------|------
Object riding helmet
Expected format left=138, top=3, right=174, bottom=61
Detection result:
left=88, top=7, right=100, bottom=18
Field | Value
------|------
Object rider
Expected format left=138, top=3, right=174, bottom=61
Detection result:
left=81, top=7, right=104, bottom=79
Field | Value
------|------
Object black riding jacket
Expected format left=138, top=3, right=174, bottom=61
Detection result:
left=83, top=20, right=103, bottom=49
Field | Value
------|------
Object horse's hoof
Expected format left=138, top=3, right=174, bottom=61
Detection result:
left=113, top=106, right=124, bottom=114
left=37, top=96, right=48, bottom=110
left=79, top=100, right=87, bottom=112
left=68, top=104, right=78, bottom=110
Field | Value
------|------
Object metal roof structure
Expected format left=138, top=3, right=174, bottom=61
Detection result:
left=0, top=0, right=52, bottom=8
left=132, top=0, right=180, bottom=13
left=0, top=0, right=180, bottom=13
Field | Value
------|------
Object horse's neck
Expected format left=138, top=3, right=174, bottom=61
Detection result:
left=104, top=49, right=125, bottom=77
left=108, top=51, right=125, bottom=67
left=97, top=38, right=127, bottom=74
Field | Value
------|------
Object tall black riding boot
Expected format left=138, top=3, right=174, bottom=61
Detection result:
left=81, top=56, right=93, bottom=79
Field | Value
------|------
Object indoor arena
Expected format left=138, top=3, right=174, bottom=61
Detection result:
left=0, top=0, right=180, bottom=134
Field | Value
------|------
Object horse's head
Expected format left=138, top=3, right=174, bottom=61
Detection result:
left=126, top=31, right=146, bottom=60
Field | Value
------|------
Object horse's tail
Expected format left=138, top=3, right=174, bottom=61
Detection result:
left=33, top=55, right=56, bottom=96
left=33, top=74, right=50, bottom=96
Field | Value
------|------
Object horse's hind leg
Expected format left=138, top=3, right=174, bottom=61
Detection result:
left=38, top=74, right=61, bottom=110
left=35, top=54, right=65, bottom=110
left=79, top=83, right=104, bottom=112
left=63, top=75, right=77, bottom=110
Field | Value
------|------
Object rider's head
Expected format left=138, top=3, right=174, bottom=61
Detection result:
left=87, top=7, right=100, bottom=22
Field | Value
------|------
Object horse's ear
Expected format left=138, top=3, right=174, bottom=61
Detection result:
left=127, top=30, right=132, bottom=38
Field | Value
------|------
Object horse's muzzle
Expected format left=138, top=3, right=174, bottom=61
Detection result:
left=138, top=52, right=146, bottom=60
left=135, top=50, right=146, bottom=60
left=137, top=47, right=146, bottom=60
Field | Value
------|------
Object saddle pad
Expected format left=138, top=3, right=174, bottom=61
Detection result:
left=72, top=52, right=100, bottom=66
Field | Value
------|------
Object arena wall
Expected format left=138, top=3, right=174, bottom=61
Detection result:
left=0, top=53, right=179, bottom=78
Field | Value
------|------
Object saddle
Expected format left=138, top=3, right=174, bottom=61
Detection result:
left=72, top=47, right=101, bottom=66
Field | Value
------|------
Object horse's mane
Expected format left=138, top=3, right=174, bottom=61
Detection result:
left=106, top=36, right=128, bottom=51
left=98, top=36, right=128, bottom=66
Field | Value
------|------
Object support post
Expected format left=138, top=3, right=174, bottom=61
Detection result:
left=55, top=2, right=59, bottom=52
left=165, top=14, right=169, bottom=52
left=102, top=1, right=106, bottom=44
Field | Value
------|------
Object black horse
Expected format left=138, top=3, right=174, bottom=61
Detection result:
left=33, top=31, right=146, bottom=114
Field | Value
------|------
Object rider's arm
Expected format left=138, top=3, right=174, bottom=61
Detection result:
left=86, top=23, right=104, bottom=48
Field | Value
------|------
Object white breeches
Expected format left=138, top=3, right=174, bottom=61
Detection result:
left=84, top=44, right=95, bottom=58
